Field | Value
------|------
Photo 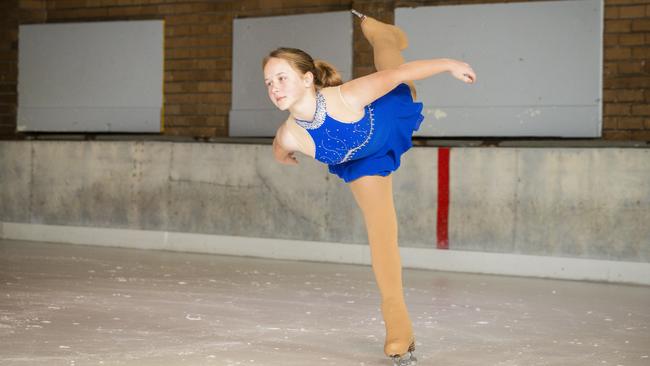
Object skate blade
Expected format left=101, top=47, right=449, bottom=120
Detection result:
left=390, top=342, right=417, bottom=366
left=350, top=9, right=366, bottom=21
left=390, top=351, right=417, bottom=366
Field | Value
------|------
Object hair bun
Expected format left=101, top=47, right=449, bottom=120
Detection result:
left=314, top=59, right=343, bottom=88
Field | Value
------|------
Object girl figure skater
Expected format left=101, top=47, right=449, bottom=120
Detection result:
left=262, top=10, right=476, bottom=366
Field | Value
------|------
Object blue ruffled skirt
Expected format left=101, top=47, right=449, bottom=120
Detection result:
left=328, top=83, right=424, bottom=183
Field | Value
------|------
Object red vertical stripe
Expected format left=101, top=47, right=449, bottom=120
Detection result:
left=437, top=147, right=451, bottom=249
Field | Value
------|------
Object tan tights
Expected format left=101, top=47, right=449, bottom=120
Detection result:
left=349, top=173, right=414, bottom=357
left=359, top=16, right=417, bottom=99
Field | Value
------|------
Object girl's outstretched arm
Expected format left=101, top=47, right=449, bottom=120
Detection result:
left=340, top=58, right=476, bottom=111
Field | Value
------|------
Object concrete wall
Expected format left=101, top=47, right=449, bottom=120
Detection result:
left=1, top=140, right=649, bottom=264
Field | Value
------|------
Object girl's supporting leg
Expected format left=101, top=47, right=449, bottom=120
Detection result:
left=349, top=174, right=414, bottom=357
left=357, top=15, right=417, bottom=99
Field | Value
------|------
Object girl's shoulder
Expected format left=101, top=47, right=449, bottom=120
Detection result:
left=319, top=86, right=365, bottom=123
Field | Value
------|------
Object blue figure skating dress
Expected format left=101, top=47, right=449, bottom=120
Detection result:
left=294, top=83, right=424, bottom=183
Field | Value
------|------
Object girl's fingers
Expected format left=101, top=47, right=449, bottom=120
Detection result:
left=462, top=70, right=476, bottom=83
left=287, top=153, right=298, bottom=164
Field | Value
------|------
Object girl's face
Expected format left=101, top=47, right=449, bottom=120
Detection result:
left=263, top=57, right=312, bottom=111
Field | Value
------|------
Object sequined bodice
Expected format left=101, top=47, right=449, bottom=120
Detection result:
left=295, top=91, right=375, bottom=165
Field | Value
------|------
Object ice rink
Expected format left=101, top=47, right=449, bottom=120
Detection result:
left=1, top=239, right=648, bottom=366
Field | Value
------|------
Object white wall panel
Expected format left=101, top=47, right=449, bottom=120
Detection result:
left=18, top=20, right=164, bottom=132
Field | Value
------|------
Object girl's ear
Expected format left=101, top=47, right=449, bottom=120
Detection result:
left=303, top=71, right=314, bottom=87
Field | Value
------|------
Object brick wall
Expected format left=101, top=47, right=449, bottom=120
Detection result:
left=0, top=1, right=18, bottom=138
left=0, top=0, right=648, bottom=141
left=603, top=0, right=650, bottom=141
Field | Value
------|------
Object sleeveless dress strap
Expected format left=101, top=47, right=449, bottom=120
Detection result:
left=337, top=85, right=356, bottom=112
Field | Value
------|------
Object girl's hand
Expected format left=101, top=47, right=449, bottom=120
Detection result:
left=449, top=60, right=476, bottom=84
left=279, top=151, right=299, bottom=165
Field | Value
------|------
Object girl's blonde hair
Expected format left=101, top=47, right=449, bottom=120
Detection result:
left=262, top=47, right=342, bottom=88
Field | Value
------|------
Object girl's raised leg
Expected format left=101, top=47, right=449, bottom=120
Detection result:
left=353, top=10, right=417, bottom=99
